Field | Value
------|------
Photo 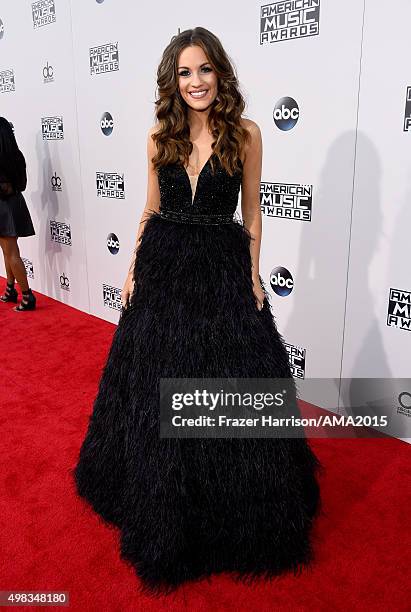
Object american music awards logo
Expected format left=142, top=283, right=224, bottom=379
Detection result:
left=0, top=69, right=15, bottom=94
left=285, top=343, right=306, bottom=379
left=50, top=220, right=72, bottom=246
left=403, top=86, right=411, bottom=132
left=103, top=284, right=122, bottom=311
left=96, top=172, right=125, bottom=199
left=32, top=0, right=56, bottom=29
left=387, top=288, right=411, bottom=332
left=260, top=0, right=320, bottom=45
left=42, top=116, right=64, bottom=140
left=261, top=182, right=313, bottom=221
left=89, top=42, right=119, bottom=75
left=22, top=258, right=34, bottom=280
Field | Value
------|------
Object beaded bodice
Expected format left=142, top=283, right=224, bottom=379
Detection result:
left=157, top=153, right=243, bottom=222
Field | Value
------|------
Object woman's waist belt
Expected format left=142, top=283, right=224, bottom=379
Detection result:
left=159, top=208, right=234, bottom=225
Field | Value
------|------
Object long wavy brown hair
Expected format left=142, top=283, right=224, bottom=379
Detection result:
left=151, top=27, right=251, bottom=177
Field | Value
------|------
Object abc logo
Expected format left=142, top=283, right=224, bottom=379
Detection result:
left=43, top=62, right=54, bottom=79
left=107, top=232, right=120, bottom=254
left=273, top=97, right=299, bottom=131
left=51, top=172, right=61, bottom=189
left=398, top=392, right=411, bottom=409
left=270, top=266, right=294, bottom=297
left=60, top=273, right=70, bottom=289
left=101, top=112, right=114, bottom=136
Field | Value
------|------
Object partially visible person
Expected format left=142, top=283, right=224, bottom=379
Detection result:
left=0, top=117, right=36, bottom=312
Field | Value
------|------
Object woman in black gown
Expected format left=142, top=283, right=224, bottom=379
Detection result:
left=73, top=27, right=323, bottom=595
left=0, top=117, right=36, bottom=311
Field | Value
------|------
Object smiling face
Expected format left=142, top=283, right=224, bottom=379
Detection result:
left=177, top=45, right=218, bottom=111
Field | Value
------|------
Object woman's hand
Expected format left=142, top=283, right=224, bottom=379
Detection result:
left=121, top=271, right=135, bottom=309
left=0, top=181, right=14, bottom=196
left=252, top=275, right=265, bottom=311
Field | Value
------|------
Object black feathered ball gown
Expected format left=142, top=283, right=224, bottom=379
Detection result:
left=73, top=152, right=323, bottom=595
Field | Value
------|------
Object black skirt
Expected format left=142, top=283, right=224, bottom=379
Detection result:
left=73, top=211, right=324, bottom=595
left=0, top=192, right=35, bottom=237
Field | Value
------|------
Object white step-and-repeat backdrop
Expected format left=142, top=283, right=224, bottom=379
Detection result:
left=1, top=1, right=409, bottom=440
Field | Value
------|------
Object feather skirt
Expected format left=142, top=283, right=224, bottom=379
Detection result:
left=73, top=213, right=323, bottom=595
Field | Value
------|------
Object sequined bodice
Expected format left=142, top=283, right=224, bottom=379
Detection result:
left=157, top=153, right=242, bottom=217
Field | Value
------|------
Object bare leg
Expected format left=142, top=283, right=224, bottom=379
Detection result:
left=0, top=239, right=15, bottom=284
left=0, top=236, right=29, bottom=292
left=5, top=257, right=15, bottom=284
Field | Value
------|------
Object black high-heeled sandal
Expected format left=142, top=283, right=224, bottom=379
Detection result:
left=13, top=288, right=36, bottom=312
left=0, top=281, right=18, bottom=303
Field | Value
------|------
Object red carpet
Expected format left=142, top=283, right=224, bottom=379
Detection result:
left=0, top=278, right=409, bottom=611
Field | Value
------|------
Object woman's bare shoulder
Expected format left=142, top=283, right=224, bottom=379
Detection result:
left=148, top=123, right=161, bottom=137
left=147, top=123, right=161, bottom=156
left=239, top=118, right=261, bottom=164
left=240, top=117, right=261, bottom=135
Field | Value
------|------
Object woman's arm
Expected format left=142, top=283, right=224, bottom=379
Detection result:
left=121, top=125, right=161, bottom=307
left=0, top=150, right=27, bottom=194
left=127, top=125, right=161, bottom=275
left=15, top=151, right=27, bottom=192
left=240, top=120, right=265, bottom=309
left=0, top=181, right=14, bottom=196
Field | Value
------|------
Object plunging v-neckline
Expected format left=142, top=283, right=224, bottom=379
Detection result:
left=180, top=152, right=215, bottom=203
